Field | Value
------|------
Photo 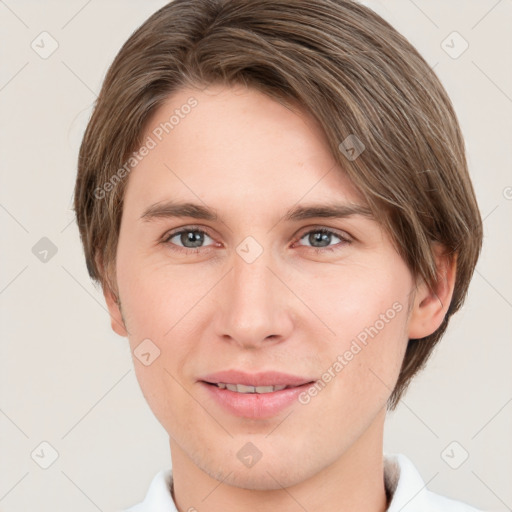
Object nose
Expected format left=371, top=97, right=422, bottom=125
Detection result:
left=213, top=247, right=294, bottom=349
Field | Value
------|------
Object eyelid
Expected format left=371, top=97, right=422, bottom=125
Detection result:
left=162, top=224, right=355, bottom=250
left=162, top=224, right=213, bottom=239
left=294, top=225, right=353, bottom=242
left=160, top=225, right=355, bottom=256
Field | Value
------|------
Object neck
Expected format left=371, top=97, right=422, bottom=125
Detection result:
left=169, top=408, right=388, bottom=512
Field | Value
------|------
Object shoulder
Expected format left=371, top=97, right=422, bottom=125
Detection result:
left=385, top=453, right=484, bottom=512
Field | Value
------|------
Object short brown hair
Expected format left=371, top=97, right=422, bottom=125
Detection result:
left=73, top=0, right=483, bottom=409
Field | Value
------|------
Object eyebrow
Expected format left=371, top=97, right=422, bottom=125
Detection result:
left=139, top=200, right=374, bottom=223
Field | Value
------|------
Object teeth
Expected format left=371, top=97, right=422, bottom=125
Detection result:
left=215, top=383, right=289, bottom=393
left=236, top=384, right=256, bottom=393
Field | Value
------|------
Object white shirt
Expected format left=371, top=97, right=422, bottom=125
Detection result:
left=122, top=453, right=483, bottom=511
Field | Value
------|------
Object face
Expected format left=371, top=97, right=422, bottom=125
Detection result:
left=106, top=83, right=423, bottom=490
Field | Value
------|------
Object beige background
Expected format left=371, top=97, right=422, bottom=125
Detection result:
left=0, top=0, right=511, bottom=510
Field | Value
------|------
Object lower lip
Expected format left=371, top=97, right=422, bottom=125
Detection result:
left=200, top=381, right=315, bottom=419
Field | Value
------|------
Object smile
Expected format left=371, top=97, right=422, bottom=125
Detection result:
left=209, top=383, right=290, bottom=393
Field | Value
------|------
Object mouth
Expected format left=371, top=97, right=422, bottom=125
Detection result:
left=202, top=382, right=301, bottom=394
left=198, top=370, right=317, bottom=419
left=199, top=369, right=315, bottom=390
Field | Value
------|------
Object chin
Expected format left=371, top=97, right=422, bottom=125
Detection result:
left=217, top=466, right=303, bottom=491
left=197, top=449, right=315, bottom=491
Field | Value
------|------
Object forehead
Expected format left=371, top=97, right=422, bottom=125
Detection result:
left=123, top=83, right=368, bottom=216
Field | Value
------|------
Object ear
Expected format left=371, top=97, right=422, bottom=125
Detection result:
left=96, top=254, right=128, bottom=337
left=103, top=284, right=129, bottom=337
left=408, top=244, right=457, bottom=340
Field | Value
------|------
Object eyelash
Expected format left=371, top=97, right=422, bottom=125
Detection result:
left=160, top=226, right=352, bottom=255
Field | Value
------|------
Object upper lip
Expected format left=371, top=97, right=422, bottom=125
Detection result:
left=200, top=370, right=315, bottom=387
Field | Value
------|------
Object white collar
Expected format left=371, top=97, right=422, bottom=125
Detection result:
left=123, top=453, right=481, bottom=511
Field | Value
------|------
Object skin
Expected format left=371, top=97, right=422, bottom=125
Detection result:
left=102, top=83, right=456, bottom=512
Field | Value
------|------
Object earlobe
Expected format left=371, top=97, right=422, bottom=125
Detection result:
left=96, top=253, right=128, bottom=337
left=103, top=284, right=129, bottom=337
left=408, top=244, right=457, bottom=340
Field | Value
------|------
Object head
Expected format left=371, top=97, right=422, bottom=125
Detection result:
left=74, top=0, right=482, bottom=490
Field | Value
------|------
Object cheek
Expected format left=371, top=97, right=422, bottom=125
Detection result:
left=130, top=359, right=196, bottom=437
left=299, top=304, right=409, bottom=440
left=116, top=252, right=209, bottom=340
left=303, top=261, right=411, bottom=401
left=299, top=258, right=410, bottom=342
left=117, top=258, right=213, bottom=396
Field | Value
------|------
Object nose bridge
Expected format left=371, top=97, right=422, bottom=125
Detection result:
left=231, top=244, right=278, bottom=317
left=233, top=249, right=273, bottom=304
left=215, top=241, right=292, bottom=346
